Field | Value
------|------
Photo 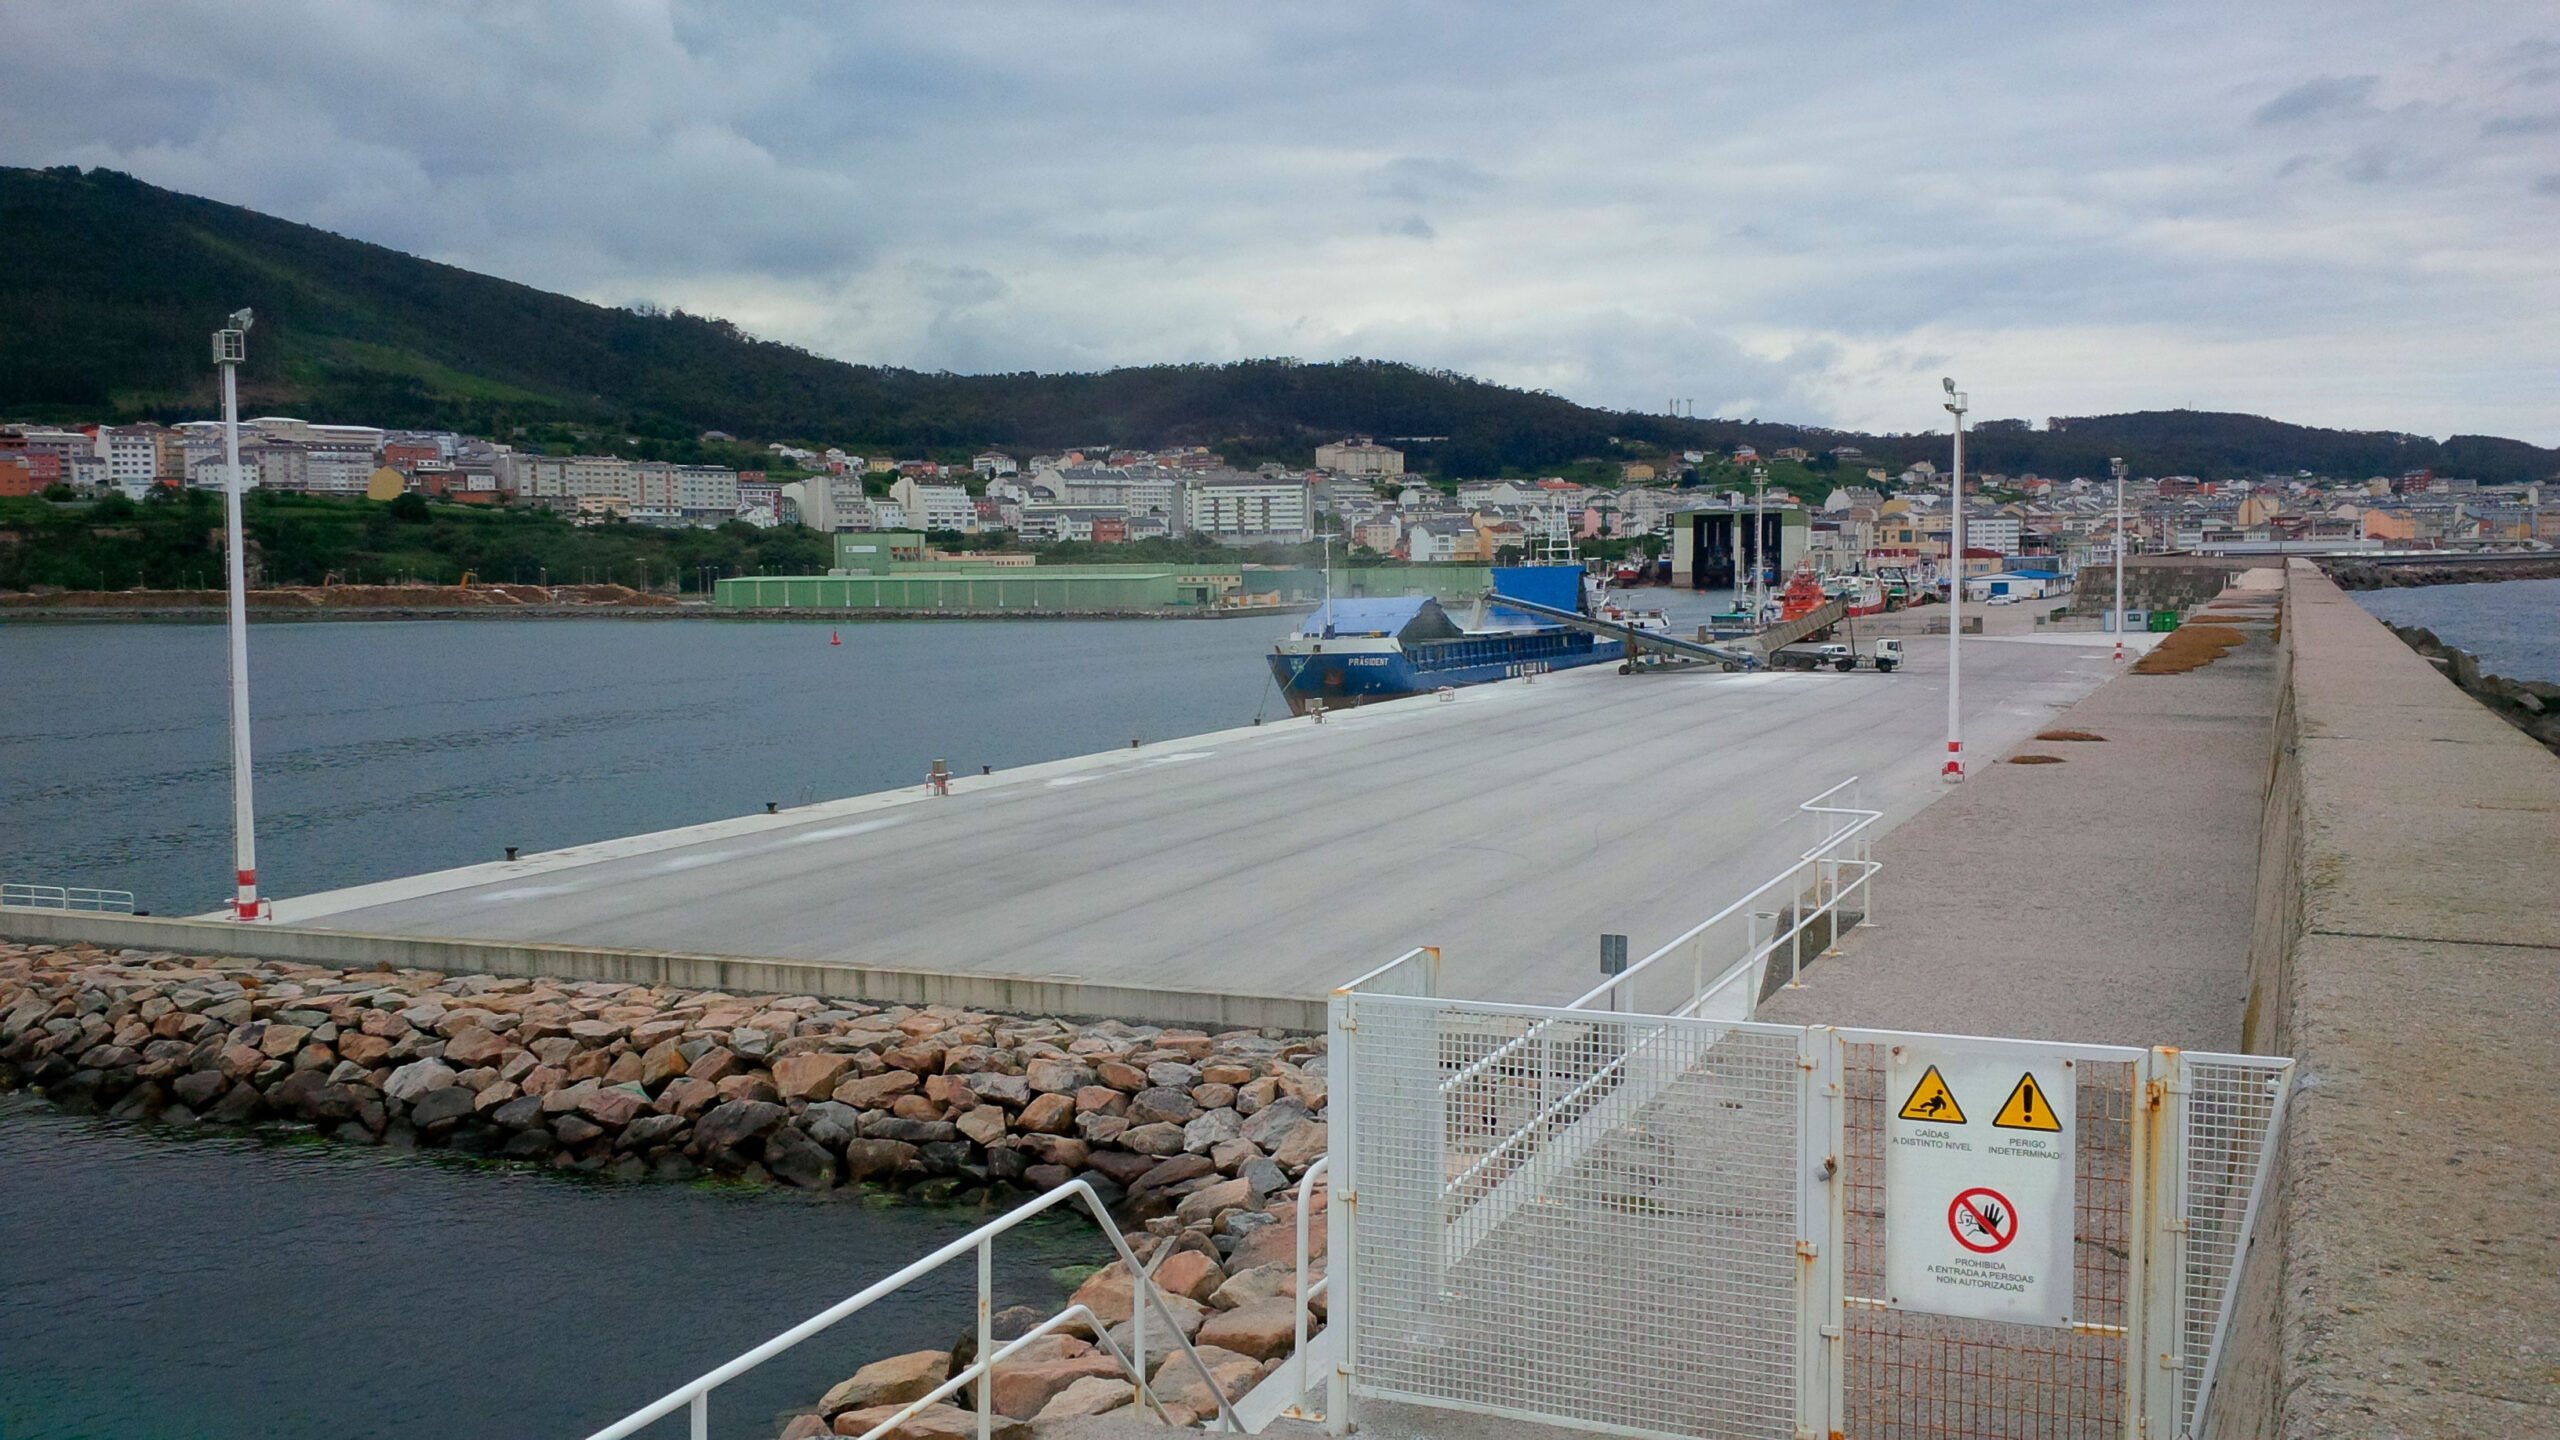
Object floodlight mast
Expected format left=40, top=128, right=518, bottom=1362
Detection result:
left=213, top=309, right=264, bottom=920
left=1941, top=378, right=1967, bottom=783
left=2111, top=456, right=2128, bottom=664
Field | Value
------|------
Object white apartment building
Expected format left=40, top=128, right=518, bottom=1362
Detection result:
left=1183, top=473, right=1311, bottom=543
left=891, top=476, right=978, bottom=532
left=673, top=465, right=740, bottom=517
left=100, top=425, right=166, bottom=496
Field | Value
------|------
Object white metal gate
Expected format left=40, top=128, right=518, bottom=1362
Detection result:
left=1329, top=986, right=2289, bottom=1440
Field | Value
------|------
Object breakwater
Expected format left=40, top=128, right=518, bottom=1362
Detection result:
left=2380, top=620, right=2560, bottom=754
left=0, top=939, right=1327, bottom=1223
left=2321, top=551, right=2560, bottom=589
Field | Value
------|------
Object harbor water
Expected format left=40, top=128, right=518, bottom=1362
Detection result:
left=2350, top=576, right=2560, bottom=686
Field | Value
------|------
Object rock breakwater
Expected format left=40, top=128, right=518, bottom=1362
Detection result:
left=0, top=941, right=1330, bottom=1221
left=2384, top=622, right=2560, bottom=755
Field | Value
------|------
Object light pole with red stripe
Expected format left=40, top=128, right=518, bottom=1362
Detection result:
left=1941, top=377, right=1967, bottom=783
left=214, top=310, right=265, bottom=920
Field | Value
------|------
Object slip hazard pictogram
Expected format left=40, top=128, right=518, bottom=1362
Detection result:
left=1993, top=1071, right=2063, bottom=1132
left=1948, top=1186, right=2017, bottom=1253
left=1897, top=1065, right=1966, bottom=1124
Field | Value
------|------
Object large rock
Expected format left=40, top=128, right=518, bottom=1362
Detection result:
left=830, top=1403, right=1024, bottom=1440
left=841, top=1138, right=919, bottom=1183
left=578, top=1086, right=647, bottom=1129
left=1130, top=1154, right=1215, bottom=1192
left=410, top=1086, right=479, bottom=1130
left=1125, top=1086, right=1198, bottom=1127
left=765, top=1124, right=839, bottom=1189
left=381, top=1059, right=457, bottom=1103
left=819, top=1349, right=949, bottom=1416
left=1067, top=1263, right=1135, bottom=1327
left=1271, top=1120, right=1328, bottom=1171
left=772, top=1052, right=855, bottom=1101
left=960, top=1071, right=1031, bottom=1108
left=171, top=1070, right=226, bottom=1109
left=1016, top=1134, right=1088, bottom=1170
left=989, top=1354, right=1125, bottom=1419
left=1240, top=1096, right=1312, bottom=1150
left=1196, top=1297, right=1301, bottom=1361
left=1095, top=1060, right=1148, bottom=1092
left=1031, top=1375, right=1135, bottom=1421
left=1153, top=1248, right=1226, bottom=1303
left=1015, top=1092, right=1076, bottom=1134
left=693, top=1099, right=787, bottom=1153
left=1083, top=1150, right=1157, bottom=1187
left=443, top=1028, right=508, bottom=1069
left=1182, top=1107, right=1243, bottom=1155
left=1119, top=1122, right=1185, bottom=1157
left=802, top=1100, right=865, bottom=1150
left=638, top=1038, right=688, bottom=1090
left=1024, top=1057, right=1096, bottom=1095
left=1149, top=1345, right=1259, bottom=1416
left=832, top=1070, right=921, bottom=1109
left=1207, top=1263, right=1293, bottom=1311
left=1174, top=1177, right=1254, bottom=1228
left=1227, top=1212, right=1320, bottom=1272
left=954, top=1105, right=1009, bottom=1147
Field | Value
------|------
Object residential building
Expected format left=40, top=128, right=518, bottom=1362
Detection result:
left=890, top=476, right=979, bottom=533
left=1183, top=472, right=1312, bottom=543
left=1314, top=438, right=1406, bottom=477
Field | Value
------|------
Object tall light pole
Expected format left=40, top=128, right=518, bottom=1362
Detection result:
left=214, top=310, right=264, bottom=920
left=1941, top=377, right=1967, bottom=783
left=1751, top=464, right=1769, bottom=617
left=2110, top=456, right=2128, bottom=665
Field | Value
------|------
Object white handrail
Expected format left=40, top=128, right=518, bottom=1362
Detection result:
left=0, top=883, right=137, bottom=914
left=1291, top=1156, right=1331, bottom=1407
left=1563, top=777, right=1878, bottom=1011
left=578, top=1178, right=1243, bottom=1440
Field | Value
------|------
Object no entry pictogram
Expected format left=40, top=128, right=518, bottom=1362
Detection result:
left=1948, top=1185, right=2017, bottom=1253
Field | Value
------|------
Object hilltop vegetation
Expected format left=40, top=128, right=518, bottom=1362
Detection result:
left=4, top=164, right=2555, bottom=485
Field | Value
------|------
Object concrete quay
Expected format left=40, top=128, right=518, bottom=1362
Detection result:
left=0, top=635, right=2133, bottom=1028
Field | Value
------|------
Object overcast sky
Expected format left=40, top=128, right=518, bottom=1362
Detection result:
left=6, top=2, right=2557, bottom=442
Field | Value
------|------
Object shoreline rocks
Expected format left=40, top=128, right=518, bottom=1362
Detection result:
left=0, top=941, right=1329, bottom=1230
left=2383, top=621, right=2560, bottom=755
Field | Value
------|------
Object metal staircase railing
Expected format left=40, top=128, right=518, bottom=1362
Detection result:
left=578, top=1178, right=1242, bottom=1440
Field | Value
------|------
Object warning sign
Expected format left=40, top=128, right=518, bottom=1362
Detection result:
left=1994, top=1072, right=2063, bottom=1132
left=1884, top=1044, right=2076, bottom=1327
left=1896, top=1066, right=1966, bottom=1124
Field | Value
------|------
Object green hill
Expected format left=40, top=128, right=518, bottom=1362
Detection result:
left=2, top=164, right=2553, bottom=484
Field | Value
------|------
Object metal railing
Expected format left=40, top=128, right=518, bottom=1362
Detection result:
left=579, top=1179, right=1242, bottom=1440
left=1, top=884, right=137, bottom=914
left=1567, top=775, right=1880, bottom=1017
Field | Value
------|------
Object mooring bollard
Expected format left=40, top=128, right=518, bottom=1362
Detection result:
left=927, top=758, right=951, bottom=796
left=504, top=846, right=518, bottom=861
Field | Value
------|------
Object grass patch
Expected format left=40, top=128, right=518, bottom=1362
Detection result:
left=2007, top=754, right=2066, bottom=764
left=2036, top=729, right=2107, bottom=742
left=2131, top=624, right=2248, bottom=675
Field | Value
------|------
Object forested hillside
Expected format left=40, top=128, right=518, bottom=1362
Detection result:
left=4, top=165, right=2553, bottom=484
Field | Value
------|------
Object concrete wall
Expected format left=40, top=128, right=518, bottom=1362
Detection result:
left=2211, top=561, right=2560, bottom=1437
left=0, top=908, right=1328, bottom=1033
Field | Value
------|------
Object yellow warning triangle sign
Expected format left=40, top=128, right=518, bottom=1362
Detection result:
left=1896, top=1065, right=1966, bottom=1124
left=1994, top=1072, right=2064, bottom=1132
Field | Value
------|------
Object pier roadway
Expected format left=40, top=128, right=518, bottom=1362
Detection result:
left=271, top=637, right=2128, bottom=1009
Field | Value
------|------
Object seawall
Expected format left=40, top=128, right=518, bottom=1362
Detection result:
left=2212, top=560, right=2560, bottom=1436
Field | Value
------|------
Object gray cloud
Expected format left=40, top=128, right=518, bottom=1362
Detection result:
left=0, top=1, right=2556, bottom=442
left=2254, top=74, right=2380, bottom=125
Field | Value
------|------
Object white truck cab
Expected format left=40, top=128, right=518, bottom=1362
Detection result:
left=1874, top=637, right=1904, bottom=673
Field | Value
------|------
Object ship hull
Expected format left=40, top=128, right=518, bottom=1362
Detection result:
left=1268, top=629, right=1624, bottom=714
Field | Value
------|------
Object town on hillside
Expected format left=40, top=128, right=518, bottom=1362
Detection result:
left=3, top=420, right=2552, bottom=589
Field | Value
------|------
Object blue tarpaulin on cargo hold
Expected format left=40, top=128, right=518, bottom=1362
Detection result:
left=1490, top=565, right=1584, bottom=614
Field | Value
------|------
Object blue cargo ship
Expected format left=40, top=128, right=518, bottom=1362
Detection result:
left=1267, top=565, right=1623, bottom=713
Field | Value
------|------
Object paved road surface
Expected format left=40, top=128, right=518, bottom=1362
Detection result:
left=279, top=637, right=2130, bottom=1005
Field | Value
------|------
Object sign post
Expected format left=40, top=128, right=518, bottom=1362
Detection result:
left=1884, top=1042, right=2076, bottom=1327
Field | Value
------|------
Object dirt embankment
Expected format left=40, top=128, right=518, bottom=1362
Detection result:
left=0, top=583, right=679, bottom=611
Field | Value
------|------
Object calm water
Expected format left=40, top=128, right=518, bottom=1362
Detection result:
left=0, top=1095, right=1095, bottom=1440
left=2352, top=576, right=2560, bottom=685
left=0, top=614, right=1290, bottom=1440
left=0, top=615, right=1284, bottom=915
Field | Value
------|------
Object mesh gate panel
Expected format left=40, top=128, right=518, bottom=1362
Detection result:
left=2176, top=1058, right=2288, bottom=1438
left=1840, top=1047, right=2136, bottom=1440
left=1352, top=997, right=1804, bottom=1440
